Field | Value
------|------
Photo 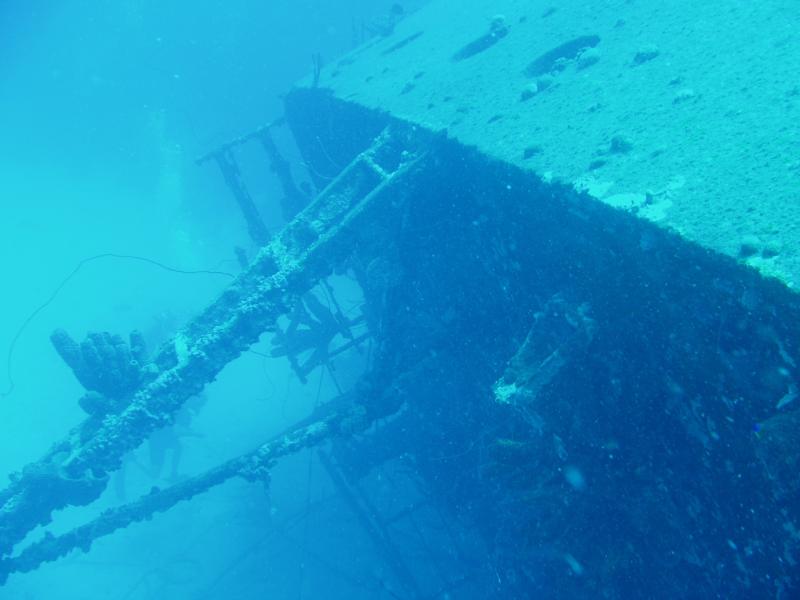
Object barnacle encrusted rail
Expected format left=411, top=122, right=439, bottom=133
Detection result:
left=0, top=126, right=430, bottom=559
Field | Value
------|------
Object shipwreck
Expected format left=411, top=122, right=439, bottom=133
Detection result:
left=2, top=1, right=800, bottom=597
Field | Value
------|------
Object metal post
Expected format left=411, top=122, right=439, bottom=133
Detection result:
left=211, top=150, right=270, bottom=245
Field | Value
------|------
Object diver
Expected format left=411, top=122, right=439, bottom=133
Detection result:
left=112, top=312, right=207, bottom=499
left=113, top=392, right=207, bottom=499
left=146, top=392, right=206, bottom=481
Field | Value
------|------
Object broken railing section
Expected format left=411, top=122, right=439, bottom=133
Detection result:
left=0, top=357, right=435, bottom=585
left=271, top=284, right=368, bottom=384
left=205, top=148, right=271, bottom=245
left=255, top=125, right=309, bottom=220
left=0, top=125, right=432, bottom=559
left=196, top=119, right=311, bottom=245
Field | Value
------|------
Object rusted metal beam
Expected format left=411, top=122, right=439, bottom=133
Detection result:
left=209, top=149, right=270, bottom=245
left=255, top=126, right=310, bottom=220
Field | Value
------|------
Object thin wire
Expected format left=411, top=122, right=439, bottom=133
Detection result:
left=300, top=159, right=335, bottom=182
left=315, top=135, right=343, bottom=173
left=1, top=253, right=236, bottom=399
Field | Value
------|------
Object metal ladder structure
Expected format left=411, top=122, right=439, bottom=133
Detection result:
left=195, top=119, right=310, bottom=240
